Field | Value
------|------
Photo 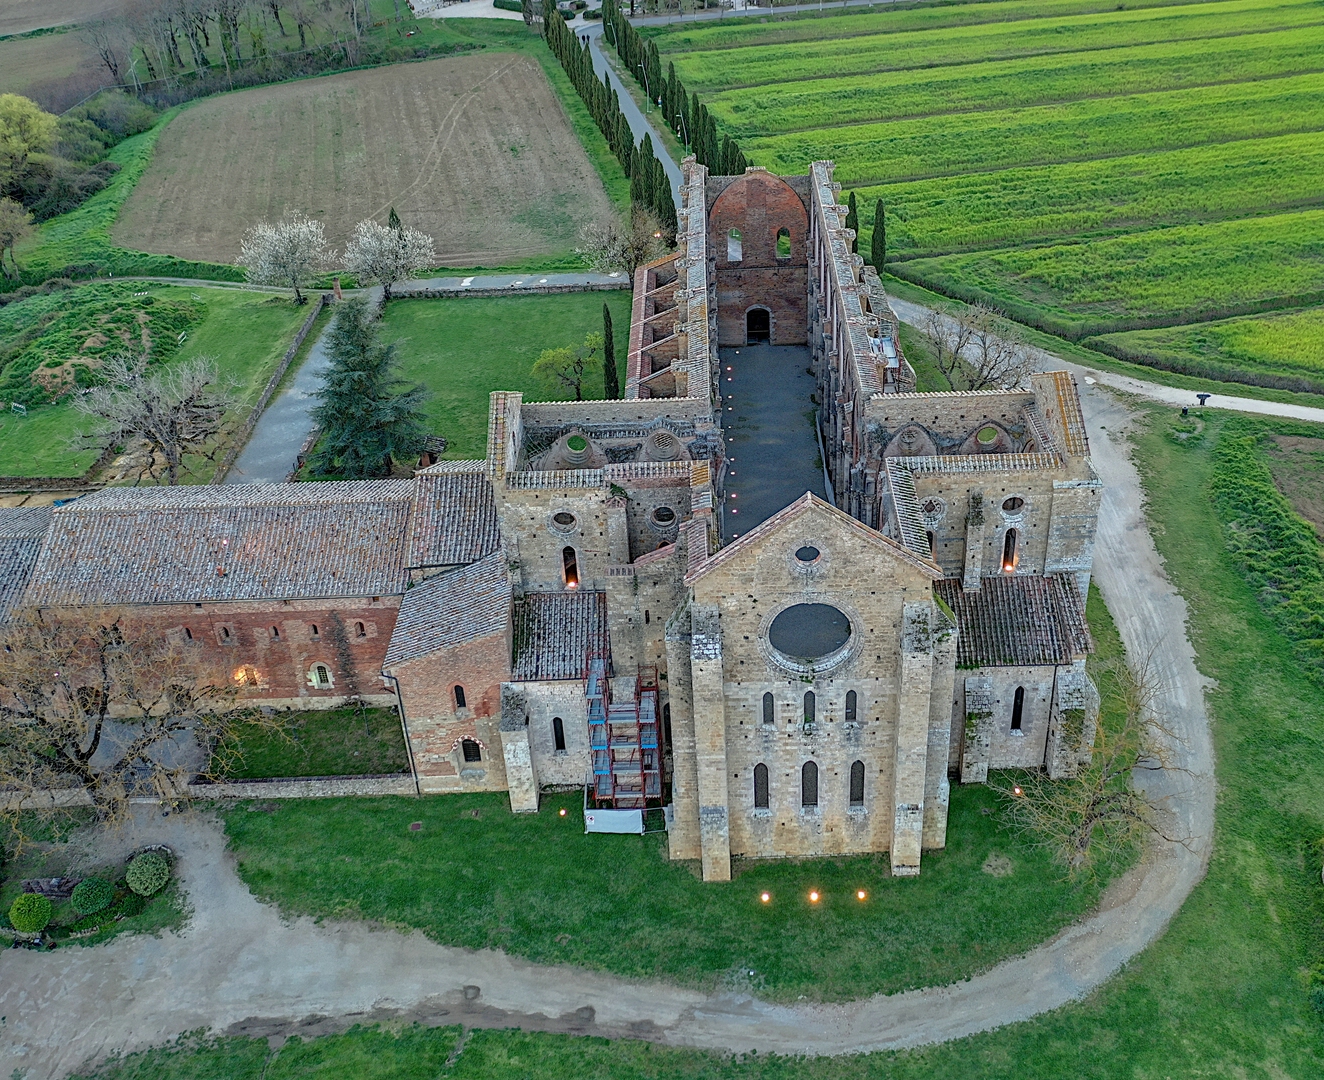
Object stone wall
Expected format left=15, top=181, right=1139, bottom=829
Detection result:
left=509, top=679, right=593, bottom=788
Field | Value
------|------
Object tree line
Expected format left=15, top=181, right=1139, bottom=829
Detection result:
left=602, top=0, right=746, bottom=177
left=541, top=1, right=676, bottom=239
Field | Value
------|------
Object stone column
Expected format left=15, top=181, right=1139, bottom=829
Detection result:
left=892, top=601, right=936, bottom=876
left=960, top=676, right=994, bottom=784
left=499, top=686, right=539, bottom=813
left=664, top=607, right=701, bottom=861
left=923, top=605, right=958, bottom=849
left=963, top=491, right=985, bottom=590
left=690, top=605, right=732, bottom=882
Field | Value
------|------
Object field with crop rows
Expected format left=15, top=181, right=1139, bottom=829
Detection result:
left=647, top=0, right=1324, bottom=385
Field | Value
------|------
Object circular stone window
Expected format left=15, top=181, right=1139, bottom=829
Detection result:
left=977, top=425, right=1000, bottom=446
left=1002, top=496, right=1025, bottom=514
left=768, top=604, right=852, bottom=667
left=651, top=506, right=677, bottom=527
left=795, top=545, right=820, bottom=563
left=551, top=511, right=577, bottom=532
left=566, top=435, right=588, bottom=452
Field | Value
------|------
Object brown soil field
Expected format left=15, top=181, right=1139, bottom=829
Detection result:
left=1264, top=435, right=1324, bottom=540
left=112, top=53, right=615, bottom=266
left=0, top=0, right=127, bottom=37
left=0, top=30, right=103, bottom=109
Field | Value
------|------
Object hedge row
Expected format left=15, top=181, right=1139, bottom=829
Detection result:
left=1210, top=416, right=1324, bottom=686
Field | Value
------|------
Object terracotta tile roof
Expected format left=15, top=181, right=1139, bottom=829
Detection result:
left=24, top=482, right=417, bottom=606
left=935, top=575, right=1092, bottom=668
left=511, top=590, right=608, bottom=682
left=408, top=470, right=500, bottom=568
left=384, top=552, right=510, bottom=668
left=0, top=507, right=52, bottom=619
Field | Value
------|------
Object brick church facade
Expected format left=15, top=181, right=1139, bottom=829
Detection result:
left=2, top=160, right=1101, bottom=882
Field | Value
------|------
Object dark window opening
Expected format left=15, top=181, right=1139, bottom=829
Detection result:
left=355, top=621, right=366, bottom=638
left=1002, top=496, right=1025, bottom=513
left=183, top=627, right=193, bottom=641
left=1011, top=686, right=1025, bottom=731
left=754, top=763, right=770, bottom=808
left=652, top=505, right=676, bottom=526
left=271, top=626, right=280, bottom=639
left=663, top=702, right=672, bottom=747
left=763, top=691, right=774, bottom=726
left=801, top=761, right=819, bottom=807
left=553, top=511, right=576, bottom=528
left=562, top=546, right=579, bottom=588
left=1002, top=529, right=1019, bottom=572
left=553, top=716, right=566, bottom=752
left=746, top=308, right=770, bottom=345
left=776, top=227, right=791, bottom=258
left=803, top=690, right=816, bottom=725
left=313, top=664, right=331, bottom=687
left=769, top=603, right=852, bottom=662
left=461, top=739, right=482, bottom=763
left=926, top=530, right=936, bottom=556
left=310, top=624, right=319, bottom=638
left=454, top=685, right=467, bottom=709
left=845, top=690, right=857, bottom=724
left=850, top=759, right=865, bottom=806
left=645, top=610, right=650, bottom=625
left=795, top=545, right=820, bottom=563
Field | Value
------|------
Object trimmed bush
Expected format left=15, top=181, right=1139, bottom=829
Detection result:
left=493, top=0, right=523, bottom=8
left=70, top=877, right=116, bottom=916
left=9, top=893, right=54, bottom=934
left=125, top=851, right=171, bottom=897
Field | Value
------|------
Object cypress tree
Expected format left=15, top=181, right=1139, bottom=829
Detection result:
left=603, top=303, right=618, bottom=399
left=845, top=191, right=858, bottom=254
left=871, top=199, right=886, bottom=269
left=309, top=298, right=429, bottom=479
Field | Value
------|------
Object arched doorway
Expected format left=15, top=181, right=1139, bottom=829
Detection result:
left=746, top=307, right=770, bottom=344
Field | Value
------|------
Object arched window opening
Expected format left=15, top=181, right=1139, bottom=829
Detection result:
left=801, top=761, right=819, bottom=807
left=553, top=716, right=567, bottom=752
left=312, top=663, right=331, bottom=687
left=219, top=626, right=230, bottom=640
left=663, top=702, right=672, bottom=746
left=762, top=691, right=774, bottom=726
left=562, top=546, right=579, bottom=588
left=753, top=763, right=770, bottom=808
left=644, top=610, right=650, bottom=625
left=355, top=621, right=366, bottom=638
left=1011, top=686, right=1025, bottom=732
left=1002, top=529, right=1019, bottom=572
left=776, top=227, right=791, bottom=258
left=310, top=623, right=320, bottom=638
left=183, top=627, right=193, bottom=641
left=803, top=690, right=816, bottom=725
left=845, top=690, right=857, bottom=724
left=746, top=307, right=770, bottom=345
left=271, top=626, right=280, bottom=640
left=926, top=531, right=936, bottom=557
left=454, top=685, right=467, bottom=709
left=849, top=760, right=865, bottom=806
left=727, top=227, right=743, bottom=262
left=461, top=739, right=482, bottom=763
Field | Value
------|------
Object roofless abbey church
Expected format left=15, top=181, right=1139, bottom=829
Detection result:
left=2, top=161, right=1102, bottom=882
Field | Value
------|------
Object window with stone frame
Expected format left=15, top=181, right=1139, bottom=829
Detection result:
left=461, top=739, right=482, bottom=763
left=849, top=760, right=865, bottom=806
left=753, top=763, right=770, bottom=808
left=801, top=760, right=819, bottom=807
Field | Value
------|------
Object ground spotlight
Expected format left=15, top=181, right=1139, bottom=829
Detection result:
left=760, top=891, right=771, bottom=903
left=809, top=890, right=820, bottom=903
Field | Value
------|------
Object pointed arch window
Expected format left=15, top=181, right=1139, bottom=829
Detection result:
left=803, top=690, right=815, bottom=725
left=775, top=227, right=791, bottom=258
left=762, top=692, right=774, bottom=725
left=753, top=763, right=769, bottom=809
left=1011, top=686, right=1025, bottom=732
left=1002, top=529, right=1019, bottom=572
left=849, top=760, right=865, bottom=806
left=461, top=739, right=482, bottom=763
left=801, top=761, right=819, bottom=807
left=845, top=690, right=857, bottom=724
left=553, top=716, right=567, bottom=752
left=562, top=546, right=580, bottom=588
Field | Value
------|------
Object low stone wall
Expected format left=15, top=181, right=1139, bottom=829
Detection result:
left=393, top=282, right=630, bottom=300
left=187, top=773, right=416, bottom=799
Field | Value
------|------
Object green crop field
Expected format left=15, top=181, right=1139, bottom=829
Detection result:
left=646, top=0, right=1324, bottom=388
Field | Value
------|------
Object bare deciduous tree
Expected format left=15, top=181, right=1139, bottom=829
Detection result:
left=74, top=354, right=238, bottom=485
left=922, top=302, right=1036, bottom=392
left=0, top=198, right=34, bottom=280
left=239, top=210, right=332, bottom=303
left=343, top=216, right=436, bottom=303
left=994, top=659, right=1189, bottom=877
left=576, top=205, right=669, bottom=282
left=0, top=607, right=276, bottom=851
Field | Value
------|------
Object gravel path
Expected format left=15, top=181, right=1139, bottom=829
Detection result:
left=0, top=336, right=1223, bottom=1077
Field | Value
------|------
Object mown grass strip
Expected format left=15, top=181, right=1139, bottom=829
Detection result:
left=892, top=208, right=1324, bottom=339
left=852, top=130, right=1324, bottom=260
left=667, top=0, right=1324, bottom=92
left=743, top=71, right=1324, bottom=185
left=706, top=25, right=1324, bottom=137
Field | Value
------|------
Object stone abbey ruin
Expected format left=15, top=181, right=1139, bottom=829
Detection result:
left=2, top=160, right=1101, bottom=882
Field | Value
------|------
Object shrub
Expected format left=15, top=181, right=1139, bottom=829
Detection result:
left=70, top=877, right=115, bottom=916
left=493, top=0, right=523, bottom=9
left=125, top=851, right=171, bottom=896
left=9, top=893, right=54, bottom=934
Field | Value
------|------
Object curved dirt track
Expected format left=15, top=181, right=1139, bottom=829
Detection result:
left=0, top=358, right=1223, bottom=1078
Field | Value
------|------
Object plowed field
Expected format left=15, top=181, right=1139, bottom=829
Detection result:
left=112, top=53, right=615, bottom=266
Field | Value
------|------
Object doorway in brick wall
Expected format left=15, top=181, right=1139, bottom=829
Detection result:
left=746, top=308, right=771, bottom=344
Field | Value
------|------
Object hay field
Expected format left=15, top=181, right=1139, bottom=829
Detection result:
left=0, top=29, right=101, bottom=107
left=0, top=0, right=125, bottom=36
left=112, top=53, right=615, bottom=266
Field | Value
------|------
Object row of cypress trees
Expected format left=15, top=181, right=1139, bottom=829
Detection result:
left=602, top=0, right=748, bottom=176
left=542, top=1, right=677, bottom=237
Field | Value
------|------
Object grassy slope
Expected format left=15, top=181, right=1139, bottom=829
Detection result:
left=0, top=284, right=310, bottom=479
left=381, top=291, right=633, bottom=460
left=214, top=708, right=409, bottom=780
left=90, top=406, right=1324, bottom=1077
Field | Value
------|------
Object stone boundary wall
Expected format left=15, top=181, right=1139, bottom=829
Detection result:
left=212, top=293, right=331, bottom=484
left=186, top=774, right=416, bottom=799
left=393, top=282, right=630, bottom=300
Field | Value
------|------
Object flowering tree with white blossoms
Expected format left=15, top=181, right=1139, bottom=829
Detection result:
left=343, top=214, right=437, bottom=303
left=238, top=211, right=332, bottom=304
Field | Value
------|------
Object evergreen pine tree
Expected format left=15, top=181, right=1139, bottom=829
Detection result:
left=603, top=303, right=618, bottom=399
left=845, top=191, right=858, bottom=254
left=388, top=207, right=401, bottom=231
left=871, top=199, right=886, bottom=269
left=308, top=298, right=430, bottom=479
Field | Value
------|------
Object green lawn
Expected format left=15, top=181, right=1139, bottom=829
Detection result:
left=212, top=708, right=409, bottom=780
left=0, top=283, right=312, bottom=478
left=381, top=292, right=633, bottom=460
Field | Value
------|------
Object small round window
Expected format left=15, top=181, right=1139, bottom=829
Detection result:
left=651, top=506, right=677, bottom=526
left=795, top=545, right=820, bottom=563
left=1002, top=496, right=1025, bottom=513
left=768, top=604, right=852, bottom=664
left=551, top=511, right=577, bottom=531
